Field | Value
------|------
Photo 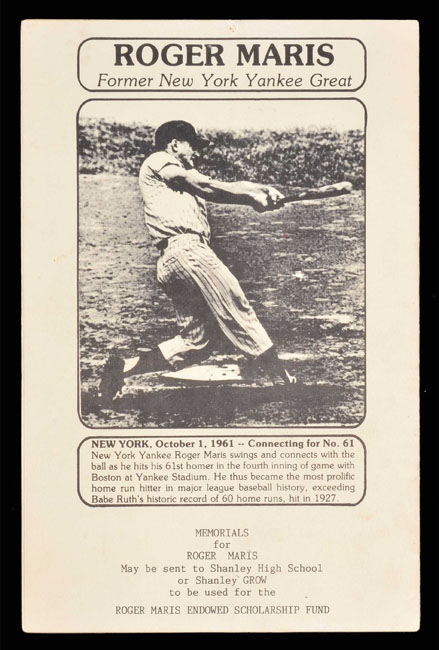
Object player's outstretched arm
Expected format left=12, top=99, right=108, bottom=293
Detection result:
left=160, top=166, right=284, bottom=212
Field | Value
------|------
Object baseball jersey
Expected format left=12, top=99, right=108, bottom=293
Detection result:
left=139, top=151, right=211, bottom=246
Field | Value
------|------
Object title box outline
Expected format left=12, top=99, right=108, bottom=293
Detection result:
left=77, top=37, right=367, bottom=93
left=77, top=434, right=367, bottom=508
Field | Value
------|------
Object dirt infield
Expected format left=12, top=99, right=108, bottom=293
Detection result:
left=78, top=174, right=365, bottom=428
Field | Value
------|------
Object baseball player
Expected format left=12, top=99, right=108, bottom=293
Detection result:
left=99, top=120, right=294, bottom=404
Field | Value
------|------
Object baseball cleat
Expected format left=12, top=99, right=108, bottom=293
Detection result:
left=255, top=347, right=297, bottom=387
left=98, top=355, right=125, bottom=406
left=238, top=356, right=262, bottom=382
left=268, top=368, right=297, bottom=387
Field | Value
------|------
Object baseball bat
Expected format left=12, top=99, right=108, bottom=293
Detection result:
left=278, top=181, right=353, bottom=206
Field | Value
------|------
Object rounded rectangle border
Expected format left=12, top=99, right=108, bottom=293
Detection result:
left=77, top=434, right=367, bottom=507
left=77, top=97, right=367, bottom=430
left=78, top=37, right=367, bottom=93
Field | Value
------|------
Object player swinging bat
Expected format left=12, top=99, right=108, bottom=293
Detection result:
left=99, top=121, right=353, bottom=405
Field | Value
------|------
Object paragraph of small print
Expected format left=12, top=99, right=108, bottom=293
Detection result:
left=78, top=435, right=366, bottom=507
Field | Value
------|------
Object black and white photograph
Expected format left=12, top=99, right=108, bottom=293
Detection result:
left=78, top=99, right=365, bottom=428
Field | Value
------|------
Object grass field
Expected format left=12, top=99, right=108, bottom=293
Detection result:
left=78, top=174, right=365, bottom=428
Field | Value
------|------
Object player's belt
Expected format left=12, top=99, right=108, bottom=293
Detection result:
left=156, top=233, right=209, bottom=253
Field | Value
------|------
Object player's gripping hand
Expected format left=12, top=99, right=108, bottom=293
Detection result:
left=265, top=186, right=284, bottom=208
left=250, top=185, right=285, bottom=212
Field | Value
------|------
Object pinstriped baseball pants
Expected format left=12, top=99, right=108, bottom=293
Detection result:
left=156, top=234, right=273, bottom=367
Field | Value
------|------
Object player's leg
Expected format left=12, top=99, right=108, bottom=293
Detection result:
left=167, top=243, right=294, bottom=385
left=100, top=285, right=212, bottom=404
left=156, top=277, right=214, bottom=368
left=99, top=257, right=214, bottom=404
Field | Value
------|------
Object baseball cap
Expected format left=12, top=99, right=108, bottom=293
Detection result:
left=154, top=120, right=211, bottom=150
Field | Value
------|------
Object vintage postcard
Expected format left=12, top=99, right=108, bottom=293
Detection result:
left=22, top=20, right=419, bottom=632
